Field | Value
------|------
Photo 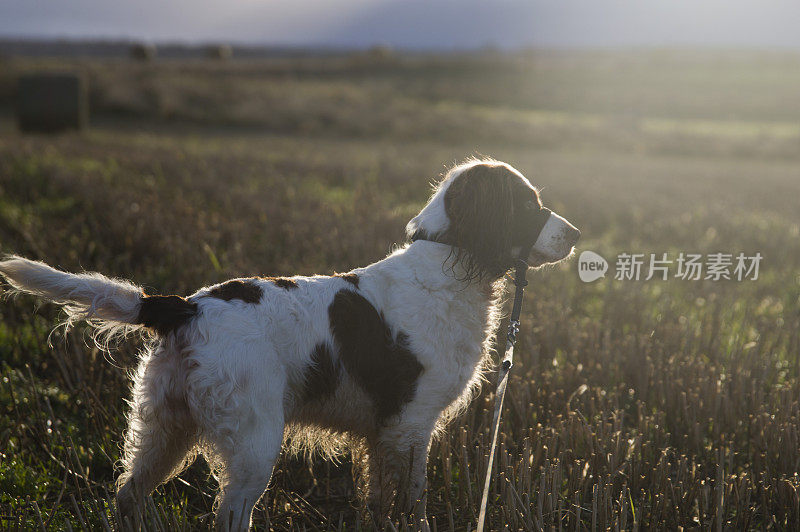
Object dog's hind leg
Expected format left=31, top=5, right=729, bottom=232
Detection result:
left=116, top=343, right=198, bottom=527
left=211, top=413, right=284, bottom=532
left=203, top=348, right=286, bottom=531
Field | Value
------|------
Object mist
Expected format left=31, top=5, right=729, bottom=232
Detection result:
left=1, top=0, right=799, bottom=49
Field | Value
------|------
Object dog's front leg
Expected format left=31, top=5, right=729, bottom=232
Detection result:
left=368, top=424, right=433, bottom=530
left=398, top=440, right=431, bottom=532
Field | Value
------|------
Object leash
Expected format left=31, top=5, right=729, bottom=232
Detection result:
left=476, top=256, right=531, bottom=532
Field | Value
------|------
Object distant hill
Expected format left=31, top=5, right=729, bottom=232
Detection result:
left=0, top=39, right=349, bottom=59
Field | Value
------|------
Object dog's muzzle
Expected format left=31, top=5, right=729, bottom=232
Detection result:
left=528, top=208, right=580, bottom=262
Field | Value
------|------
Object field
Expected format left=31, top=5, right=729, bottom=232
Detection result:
left=1, top=49, right=799, bottom=530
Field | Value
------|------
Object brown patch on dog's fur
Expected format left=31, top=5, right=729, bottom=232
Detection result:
left=328, top=289, right=423, bottom=422
left=301, top=344, right=340, bottom=402
left=207, top=277, right=297, bottom=304
left=441, top=162, right=542, bottom=282
left=268, top=277, right=299, bottom=289
left=334, top=272, right=359, bottom=288
left=137, top=295, right=197, bottom=336
left=208, top=279, right=263, bottom=303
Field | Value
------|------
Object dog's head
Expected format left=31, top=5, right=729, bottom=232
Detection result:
left=407, top=159, right=580, bottom=282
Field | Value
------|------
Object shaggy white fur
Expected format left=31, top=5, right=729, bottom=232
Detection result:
left=0, top=159, right=579, bottom=531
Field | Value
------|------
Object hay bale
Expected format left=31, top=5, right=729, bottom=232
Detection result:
left=17, top=73, right=88, bottom=133
left=130, top=43, right=157, bottom=61
left=349, top=44, right=397, bottom=67
left=205, top=44, right=233, bottom=60
left=367, top=44, right=394, bottom=60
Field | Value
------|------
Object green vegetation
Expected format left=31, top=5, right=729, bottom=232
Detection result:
left=1, top=49, right=799, bottom=530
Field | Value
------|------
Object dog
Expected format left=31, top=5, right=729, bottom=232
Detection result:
left=0, top=158, right=579, bottom=530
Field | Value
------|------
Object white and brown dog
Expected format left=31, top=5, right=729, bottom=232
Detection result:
left=0, top=158, right=579, bottom=530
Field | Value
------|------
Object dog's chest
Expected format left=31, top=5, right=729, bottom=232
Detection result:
left=389, top=284, right=495, bottom=404
left=438, top=297, right=494, bottom=393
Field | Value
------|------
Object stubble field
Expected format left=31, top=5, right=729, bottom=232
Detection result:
left=0, top=49, right=799, bottom=530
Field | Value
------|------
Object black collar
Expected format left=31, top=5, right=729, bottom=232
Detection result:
left=410, top=228, right=436, bottom=244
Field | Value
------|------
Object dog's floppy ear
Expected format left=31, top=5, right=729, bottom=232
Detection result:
left=443, top=164, right=515, bottom=281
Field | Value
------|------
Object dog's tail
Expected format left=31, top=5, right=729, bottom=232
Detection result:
left=0, top=255, right=197, bottom=341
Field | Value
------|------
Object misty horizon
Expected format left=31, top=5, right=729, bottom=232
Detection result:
left=1, top=0, right=800, bottom=51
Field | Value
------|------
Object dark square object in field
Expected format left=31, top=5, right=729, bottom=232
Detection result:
left=17, top=73, right=88, bottom=133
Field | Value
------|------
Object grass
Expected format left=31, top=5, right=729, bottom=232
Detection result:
left=0, top=49, right=799, bottom=530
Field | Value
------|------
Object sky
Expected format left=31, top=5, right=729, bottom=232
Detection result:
left=2, top=0, right=800, bottom=50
